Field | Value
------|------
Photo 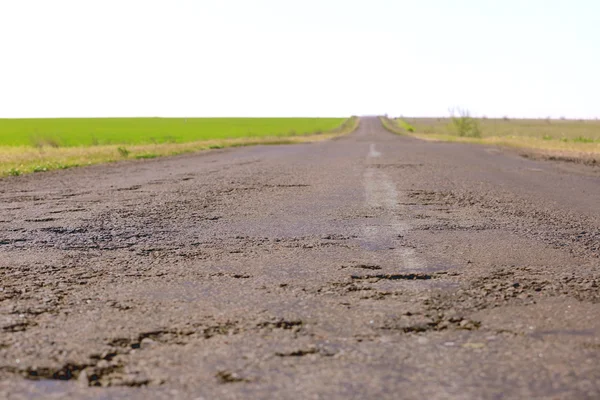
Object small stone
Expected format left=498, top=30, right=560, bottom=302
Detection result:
left=584, top=281, right=597, bottom=289
left=140, top=338, right=156, bottom=349
left=462, top=342, right=486, bottom=349
left=78, top=369, right=90, bottom=386
left=437, top=321, right=450, bottom=330
left=459, top=319, right=480, bottom=330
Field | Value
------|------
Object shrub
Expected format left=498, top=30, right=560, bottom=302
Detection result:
left=449, top=108, right=482, bottom=138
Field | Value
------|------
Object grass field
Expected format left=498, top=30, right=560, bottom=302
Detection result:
left=0, top=117, right=357, bottom=177
left=381, top=116, right=600, bottom=164
left=0, top=118, right=347, bottom=147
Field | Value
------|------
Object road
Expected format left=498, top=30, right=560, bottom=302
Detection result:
left=1, top=117, right=599, bottom=399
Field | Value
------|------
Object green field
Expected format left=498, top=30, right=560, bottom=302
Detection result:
left=0, top=117, right=358, bottom=177
left=0, top=118, right=346, bottom=147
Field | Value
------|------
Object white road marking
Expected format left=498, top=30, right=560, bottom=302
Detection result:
left=368, top=143, right=381, bottom=158
left=363, top=145, right=426, bottom=271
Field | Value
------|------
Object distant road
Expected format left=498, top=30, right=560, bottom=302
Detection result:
left=1, top=117, right=599, bottom=399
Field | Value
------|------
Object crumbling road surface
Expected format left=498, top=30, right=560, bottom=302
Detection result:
left=1, top=117, right=599, bottom=399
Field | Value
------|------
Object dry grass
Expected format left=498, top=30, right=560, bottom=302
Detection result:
left=1, top=117, right=359, bottom=177
left=381, top=116, right=600, bottom=165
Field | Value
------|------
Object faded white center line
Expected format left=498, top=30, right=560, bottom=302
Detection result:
left=368, top=143, right=381, bottom=158
left=363, top=144, right=426, bottom=271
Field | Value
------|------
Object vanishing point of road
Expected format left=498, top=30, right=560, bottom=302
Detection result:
left=1, top=117, right=599, bottom=399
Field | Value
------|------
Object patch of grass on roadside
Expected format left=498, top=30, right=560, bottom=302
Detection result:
left=572, top=136, right=596, bottom=143
left=32, top=165, right=50, bottom=173
left=0, top=117, right=359, bottom=177
left=135, top=153, right=158, bottom=160
left=396, top=119, right=415, bottom=133
left=117, top=147, right=130, bottom=157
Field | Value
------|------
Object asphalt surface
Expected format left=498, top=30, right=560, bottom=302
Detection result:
left=1, top=117, right=599, bottom=399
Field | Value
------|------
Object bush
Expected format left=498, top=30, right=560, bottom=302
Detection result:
left=449, top=108, right=482, bottom=138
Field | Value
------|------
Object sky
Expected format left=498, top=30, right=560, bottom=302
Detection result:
left=0, top=0, right=598, bottom=118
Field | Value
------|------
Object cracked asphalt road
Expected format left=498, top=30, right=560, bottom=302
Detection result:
left=1, top=117, right=599, bottom=399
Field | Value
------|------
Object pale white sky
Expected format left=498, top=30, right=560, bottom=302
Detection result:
left=0, top=0, right=598, bottom=118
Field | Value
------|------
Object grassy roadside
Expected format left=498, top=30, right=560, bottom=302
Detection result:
left=380, top=116, right=600, bottom=165
left=1, top=117, right=359, bottom=177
